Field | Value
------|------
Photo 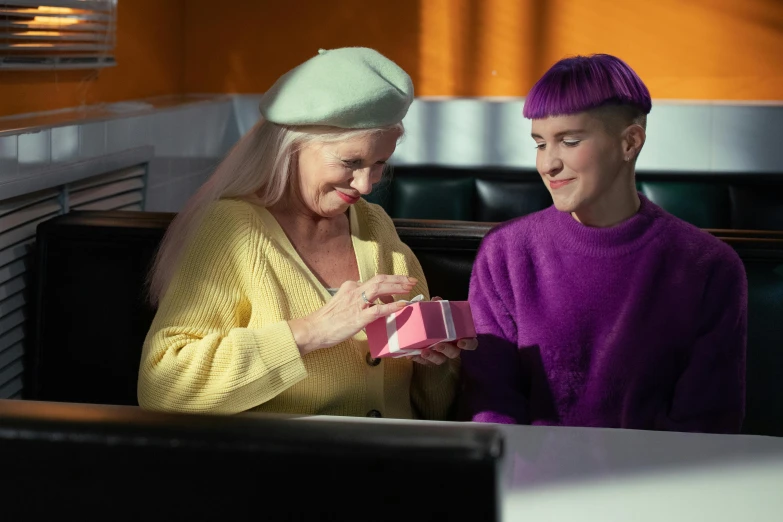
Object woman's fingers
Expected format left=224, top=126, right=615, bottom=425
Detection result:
left=360, top=275, right=417, bottom=303
left=409, top=355, right=433, bottom=366
left=362, top=299, right=407, bottom=321
left=431, top=342, right=461, bottom=359
left=377, top=295, right=395, bottom=305
left=409, top=339, right=480, bottom=365
left=426, top=338, right=479, bottom=361
left=456, top=338, right=478, bottom=351
left=417, top=348, right=448, bottom=365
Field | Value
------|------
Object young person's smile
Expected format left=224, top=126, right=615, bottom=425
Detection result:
left=531, top=110, right=643, bottom=228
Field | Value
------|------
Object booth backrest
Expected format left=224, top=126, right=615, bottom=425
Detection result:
left=0, top=398, right=502, bottom=521
left=26, top=211, right=783, bottom=436
left=368, top=166, right=783, bottom=230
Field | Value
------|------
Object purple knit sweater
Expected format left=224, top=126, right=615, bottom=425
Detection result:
left=460, top=195, right=748, bottom=433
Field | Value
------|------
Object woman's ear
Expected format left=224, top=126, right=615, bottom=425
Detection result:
left=622, top=124, right=646, bottom=162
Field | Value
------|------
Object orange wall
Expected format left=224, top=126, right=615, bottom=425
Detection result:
left=184, top=0, right=783, bottom=100
left=182, top=0, right=422, bottom=96
left=532, top=0, right=783, bottom=100
left=0, top=0, right=185, bottom=118
left=1, top=0, right=781, bottom=118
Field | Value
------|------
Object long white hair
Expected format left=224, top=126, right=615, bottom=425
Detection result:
left=146, top=118, right=404, bottom=306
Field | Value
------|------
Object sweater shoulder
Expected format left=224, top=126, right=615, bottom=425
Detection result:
left=658, top=212, right=745, bottom=276
left=204, top=198, right=259, bottom=225
left=479, top=207, right=551, bottom=256
left=189, top=199, right=271, bottom=276
left=201, top=198, right=270, bottom=239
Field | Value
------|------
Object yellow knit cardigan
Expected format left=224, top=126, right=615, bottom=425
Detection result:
left=138, top=198, right=458, bottom=419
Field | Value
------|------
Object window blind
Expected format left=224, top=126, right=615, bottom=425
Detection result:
left=0, top=0, right=117, bottom=70
left=0, top=163, right=146, bottom=398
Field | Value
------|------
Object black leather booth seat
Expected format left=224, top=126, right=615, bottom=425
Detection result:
left=367, top=166, right=783, bottom=231
left=26, top=211, right=783, bottom=437
left=0, top=398, right=502, bottom=521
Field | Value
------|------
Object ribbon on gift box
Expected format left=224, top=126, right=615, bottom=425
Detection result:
left=385, top=295, right=459, bottom=358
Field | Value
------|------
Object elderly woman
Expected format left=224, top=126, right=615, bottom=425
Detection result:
left=139, top=47, right=476, bottom=418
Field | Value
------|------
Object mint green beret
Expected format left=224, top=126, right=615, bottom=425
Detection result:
left=259, top=47, right=414, bottom=129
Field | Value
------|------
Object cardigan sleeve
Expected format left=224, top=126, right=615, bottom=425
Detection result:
left=657, top=252, right=748, bottom=433
left=137, top=201, right=307, bottom=414
left=459, top=233, right=528, bottom=424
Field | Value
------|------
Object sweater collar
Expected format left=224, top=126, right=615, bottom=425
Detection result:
left=548, top=193, right=664, bottom=257
left=350, top=199, right=378, bottom=286
left=256, top=201, right=377, bottom=304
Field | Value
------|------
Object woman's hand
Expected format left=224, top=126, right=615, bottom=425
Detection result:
left=409, top=296, right=478, bottom=366
left=288, top=275, right=417, bottom=356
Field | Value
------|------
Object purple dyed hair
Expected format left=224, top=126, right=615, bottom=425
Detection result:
left=523, top=54, right=652, bottom=120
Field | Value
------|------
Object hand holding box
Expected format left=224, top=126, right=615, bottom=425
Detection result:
left=366, top=295, right=476, bottom=359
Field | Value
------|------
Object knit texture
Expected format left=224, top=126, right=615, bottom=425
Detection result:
left=259, top=47, right=414, bottom=128
left=460, top=194, right=748, bottom=433
left=138, top=198, right=457, bottom=418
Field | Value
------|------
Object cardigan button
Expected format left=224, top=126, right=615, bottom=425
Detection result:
left=365, top=352, right=381, bottom=367
left=366, top=409, right=382, bottom=418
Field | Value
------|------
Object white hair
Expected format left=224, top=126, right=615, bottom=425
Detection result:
left=147, top=118, right=404, bottom=306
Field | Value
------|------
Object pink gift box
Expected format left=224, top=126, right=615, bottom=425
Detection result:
left=366, top=299, right=476, bottom=359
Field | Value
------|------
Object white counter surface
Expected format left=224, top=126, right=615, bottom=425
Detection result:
left=289, top=415, right=783, bottom=521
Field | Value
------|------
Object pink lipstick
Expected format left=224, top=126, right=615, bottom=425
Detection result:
left=549, top=179, right=575, bottom=190
left=336, top=191, right=360, bottom=204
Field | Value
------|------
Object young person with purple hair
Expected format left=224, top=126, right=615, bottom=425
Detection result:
left=460, top=54, right=747, bottom=433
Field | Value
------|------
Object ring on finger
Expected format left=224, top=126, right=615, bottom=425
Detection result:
left=361, top=291, right=371, bottom=305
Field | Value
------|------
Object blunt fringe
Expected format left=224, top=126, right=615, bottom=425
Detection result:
left=523, top=54, right=652, bottom=121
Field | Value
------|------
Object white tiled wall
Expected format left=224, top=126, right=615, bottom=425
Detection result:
left=392, top=99, right=783, bottom=173
left=1, top=95, right=781, bottom=214
left=232, top=95, right=264, bottom=137
left=18, top=130, right=50, bottom=174
left=230, top=95, right=783, bottom=173
left=0, top=98, right=239, bottom=212
left=79, top=121, right=106, bottom=160
left=711, top=106, right=783, bottom=173
left=0, top=135, right=17, bottom=181
left=640, top=104, right=713, bottom=172
left=142, top=102, right=237, bottom=212
left=51, top=126, right=79, bottom=163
